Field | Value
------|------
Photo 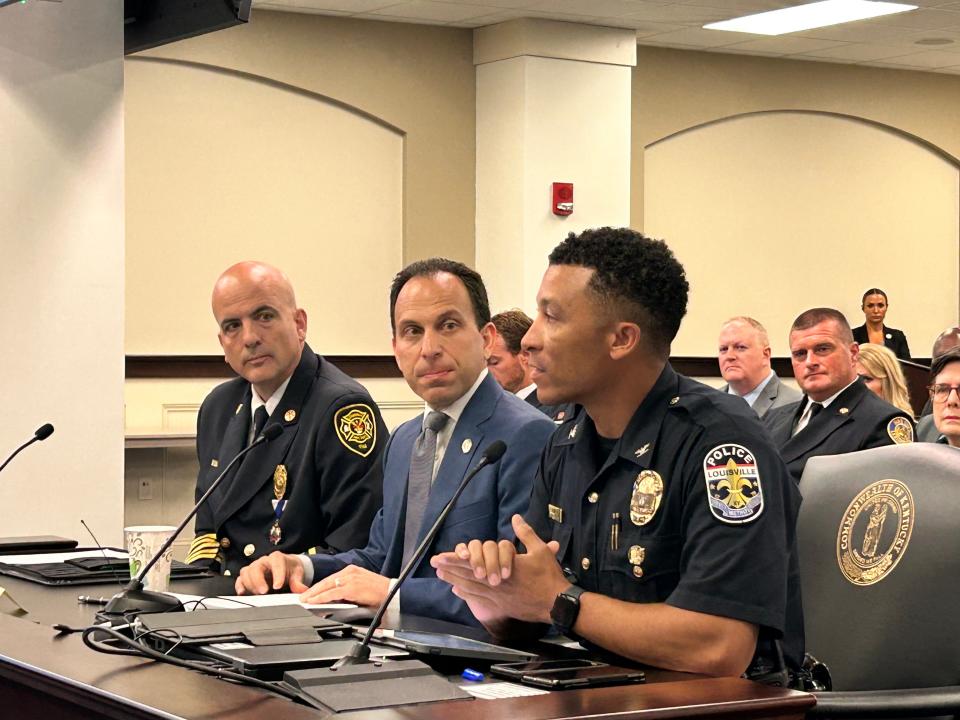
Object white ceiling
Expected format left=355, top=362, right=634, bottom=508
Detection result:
left=252, top=0, right=960, bottom=74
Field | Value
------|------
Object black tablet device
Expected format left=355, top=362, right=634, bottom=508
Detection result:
left=370, top=630, right=536, bottom=662
left=490, top=658, right=603, bottom=679
left=520, top=663, right=645, bottom=689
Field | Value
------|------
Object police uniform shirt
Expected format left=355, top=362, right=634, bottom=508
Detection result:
left=526, top=363, right=804, bottom=668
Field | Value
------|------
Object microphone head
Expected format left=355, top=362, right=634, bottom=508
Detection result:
left=482, top=440, right=507, bottom=464
left=35, top=423, right=54, bottom=441
left=261, top=424, right=284, bottom=442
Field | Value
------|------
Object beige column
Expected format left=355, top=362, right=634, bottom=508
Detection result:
left=475, top=19, right=636, bottom=314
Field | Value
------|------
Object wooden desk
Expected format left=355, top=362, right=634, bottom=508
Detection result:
left=0, top=575, right=814, bottom=720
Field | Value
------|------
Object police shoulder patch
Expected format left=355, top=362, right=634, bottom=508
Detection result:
left=334, top=403, right=377, bottom=457
left=887, top=417, right=913, bottom=445
left=703, top=443, right=764, bottom=524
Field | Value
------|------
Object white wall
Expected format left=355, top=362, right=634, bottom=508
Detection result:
left=645, top=112, right=959, bottom=357
left=0, top=0, right=125, bottom=543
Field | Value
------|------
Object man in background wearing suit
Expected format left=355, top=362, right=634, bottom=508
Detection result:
left=188, top=261, right=386, bottom=576
left=489, top=309, right=572, bottom=423
left=235, top=259, right=554, bottom=625
left=717, top=316, right=800, bottom=419
left=764, top=308, right=914, bottom=483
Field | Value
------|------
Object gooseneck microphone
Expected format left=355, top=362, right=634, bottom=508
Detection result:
left=100, top=423, right=285, bottom=618
left=333, top=440, right=508, bottom=668
left=0, top=423, right=55, bottom=475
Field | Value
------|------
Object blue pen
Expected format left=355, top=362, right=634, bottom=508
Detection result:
left=461, top=668, right=484, bottom=682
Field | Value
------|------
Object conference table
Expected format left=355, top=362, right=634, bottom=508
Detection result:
left=0, top=573, right=815, bottom=720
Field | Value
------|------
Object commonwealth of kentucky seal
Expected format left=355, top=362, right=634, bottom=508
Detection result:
left=837, top=479, right=915, bottom=586
left=334, top=404, right=377, bottom=457
left=703, top=444, right=763, bottom=524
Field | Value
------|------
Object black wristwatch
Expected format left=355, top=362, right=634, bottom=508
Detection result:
left=550, top=584, right=586, bottom=635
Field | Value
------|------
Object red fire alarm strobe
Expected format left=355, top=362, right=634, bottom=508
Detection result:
left=552, top=182, right=573, bottom=216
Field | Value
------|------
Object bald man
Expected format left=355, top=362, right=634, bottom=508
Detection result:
left=187, top=261, right=386, bottom=576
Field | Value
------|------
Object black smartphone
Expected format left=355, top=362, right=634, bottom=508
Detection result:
left=490, top=658, right=603, bottom=680
left=520, top=664, right=646, bottom=689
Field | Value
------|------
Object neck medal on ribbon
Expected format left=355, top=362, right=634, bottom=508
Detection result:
left=270, top=464, right=288, bottom=545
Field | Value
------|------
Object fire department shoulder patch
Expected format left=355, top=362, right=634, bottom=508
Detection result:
left=334, top=404, right=377, bottom=457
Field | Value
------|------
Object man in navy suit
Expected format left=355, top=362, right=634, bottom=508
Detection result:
left=235, top=258, right=554, bottom=625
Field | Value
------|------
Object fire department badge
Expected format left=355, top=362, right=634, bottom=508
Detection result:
left=704, top=444, right=763, bottom=524
left=334, top=404, right=377, bottom=457
left=887, top=417, right=914, bottom=445
left=837, top=479, right=914, bottom=586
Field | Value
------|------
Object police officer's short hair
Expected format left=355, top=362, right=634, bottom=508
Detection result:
left=548, top=227, right=688, bottom=358
left=491, top=309, right=532, bottom=355
left=389, top=258, right=491, bottom=334
left=790, top=308, right=854, bottom=344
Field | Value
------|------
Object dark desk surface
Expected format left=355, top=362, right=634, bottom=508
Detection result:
left=0, top=573, right=815, bottom=720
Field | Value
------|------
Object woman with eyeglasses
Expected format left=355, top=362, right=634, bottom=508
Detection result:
left=929, top=348, right=960, bottom=448
left=851, top=288, right=911, bottom=360
left=855, top=344, right=913, bottom=417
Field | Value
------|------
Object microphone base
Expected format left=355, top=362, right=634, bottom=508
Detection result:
left=98, top=587, right=183, bottom=620
left=283, top=659, right=470, bottom=712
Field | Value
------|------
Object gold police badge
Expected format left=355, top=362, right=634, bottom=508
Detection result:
left=334, top=404, right=377, bottom=457
left=703, top=444, right=763, bottom=524
left=837, top=479, right=915, bottom=586
left=630, top=470, right=663, bottom=526
left=887, top=417, right=914, bottom=445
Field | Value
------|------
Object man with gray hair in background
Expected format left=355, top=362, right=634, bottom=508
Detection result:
left=717, top=316, right=800, bottom=419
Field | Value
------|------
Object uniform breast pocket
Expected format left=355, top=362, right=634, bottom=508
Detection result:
left=600, top=534, right=682, bottom=603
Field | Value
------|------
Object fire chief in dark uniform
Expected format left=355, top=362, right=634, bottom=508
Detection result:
left=764, top=308, right=914, bottom=484
left=187, top=261, right=385, bottom=576
left=432, top=228, right=802, bottom=678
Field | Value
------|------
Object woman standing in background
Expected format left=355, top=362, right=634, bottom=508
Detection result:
left=852, top=288, right=911, bottom=360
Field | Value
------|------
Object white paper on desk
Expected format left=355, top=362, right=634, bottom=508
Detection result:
left=0, top=549, right=126, bottom=565
left=459, top=682, right=549, bottom=699
left=169, top=592, right=357, bottom=612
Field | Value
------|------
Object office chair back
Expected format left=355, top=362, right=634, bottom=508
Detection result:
left=798, top=443, right=960, bottom=692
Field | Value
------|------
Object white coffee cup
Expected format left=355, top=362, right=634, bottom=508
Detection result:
left=124, top=525, right=176, bottom=593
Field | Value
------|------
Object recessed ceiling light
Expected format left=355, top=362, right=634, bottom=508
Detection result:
left=704, top=0, right=917, bottom=36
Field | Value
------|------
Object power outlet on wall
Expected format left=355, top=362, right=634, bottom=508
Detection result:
left=138, top=477, right=153, bottom=501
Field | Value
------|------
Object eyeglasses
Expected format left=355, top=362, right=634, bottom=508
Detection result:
left=928, top=384, right=960, bottom=403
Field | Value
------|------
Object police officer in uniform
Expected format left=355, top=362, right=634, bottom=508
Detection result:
left=764, top=308, right=914, bottom=484
left=432, top=228, right=802, bottom=678
left=187, top=261, right=386, bottom=576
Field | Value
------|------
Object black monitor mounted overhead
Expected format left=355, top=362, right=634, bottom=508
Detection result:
left=124, top=0, right=252, bottom=56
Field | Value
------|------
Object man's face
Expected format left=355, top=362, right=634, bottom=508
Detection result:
left=487, top=334, right=529, bottom=394
left=932, top=360, right=960, bottom=446
left=213, top=274, right=306, bottom=400
left=392, top=272, right=493, bottom=409
left=862, top=294, right=888, bottom=325
left=522, top=265, right=615, bottom=407
left=717, top=321, right=771, bottom=393
left=789, top=320, right=858, bottom=402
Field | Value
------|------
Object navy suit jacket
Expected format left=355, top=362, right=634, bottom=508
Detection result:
left=309, top=372, right=556, bottom=625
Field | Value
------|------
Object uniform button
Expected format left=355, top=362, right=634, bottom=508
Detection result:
left=223, top=569, right=232, bottom=577
left=220, top=538, right=231, bottom=549
left=587, top=492, right=599, bottom=504
left=669, top=396, right=679, bottom=406
left=633, top=566, right=644, bottom=578
left=243, top=543, right=255, bottom=557
left=581, top=557, right=591, bottom=570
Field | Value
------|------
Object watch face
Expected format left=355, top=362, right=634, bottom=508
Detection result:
left=551, top=590, right=580, bottom=632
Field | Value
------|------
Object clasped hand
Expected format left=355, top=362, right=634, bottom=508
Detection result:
left=430, top=514, right=568, bottom=625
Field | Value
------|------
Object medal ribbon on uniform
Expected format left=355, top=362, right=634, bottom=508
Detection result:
left=270, top=464, right=288, bottom=545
